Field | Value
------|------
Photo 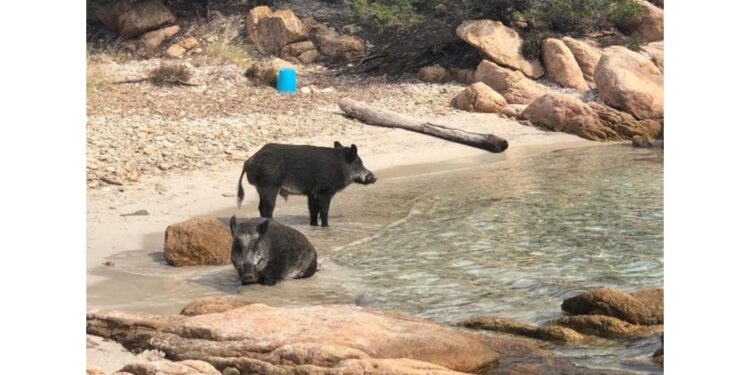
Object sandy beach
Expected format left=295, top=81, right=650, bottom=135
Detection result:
left=87, top=112, right=594, bottom=286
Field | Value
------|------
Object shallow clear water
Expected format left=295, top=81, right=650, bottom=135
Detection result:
left=89, top=144, right=663, bottom=373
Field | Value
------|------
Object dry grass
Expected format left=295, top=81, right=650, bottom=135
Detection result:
left=149, top=64, right=193, bottom=86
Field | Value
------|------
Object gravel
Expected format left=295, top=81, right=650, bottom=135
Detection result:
left=87, top=57, right=467, bottom=189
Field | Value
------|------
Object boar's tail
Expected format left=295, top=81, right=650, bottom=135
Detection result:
left=237, top=167, right=247, bottom=208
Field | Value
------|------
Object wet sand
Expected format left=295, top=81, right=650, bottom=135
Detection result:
left=87, top=113, right=593, bottom=287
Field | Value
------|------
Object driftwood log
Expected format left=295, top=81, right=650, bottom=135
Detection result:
left=338, top=98, right=509, bottom=153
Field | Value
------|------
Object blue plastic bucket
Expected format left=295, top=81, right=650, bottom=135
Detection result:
left=276, top=67, right=297, bottom=93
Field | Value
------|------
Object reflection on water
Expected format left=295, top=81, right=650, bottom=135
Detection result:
left=88, top=145, right=663, bottom=373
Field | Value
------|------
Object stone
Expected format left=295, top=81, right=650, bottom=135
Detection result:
left=461, top=316, right=584, bottom=343
left=315, top=32, right=366, bottom=62
left=562, top=37, right=602, bottom=83
left=449, top=68, right=475, bottom=84
left=139, top=25, right=180, bottom=50
left=522, top=93, right=618, bottom=140
left=253, top=8, right=309, bottom=54
left=632, top=136, right=663, bottom=148
left=245, top=6, right=274, bottom=46
left=594, top=46, right=663, bottom=120
left=179, top=37, right=199, bottom=51
left=548, top=315, right=662, bottom=339
left=117, top=360, right=221, bottom=375
left=418, top=65, right=448, bottom=83
left=280, top=41, right=319, bottom=65
left=165, top=43, right=187, bottom=58
left=474, top=60, right=552, bottom=104
left=87, top=364, right=107, bottom=375
left=589, top=102, right=663, bottom=140
left=96, top=0, right=176, bottom=39
left=180, top=296, right=254, bottom=316
left=163, top=217, right=233, bottom=266
left=561, top=288, right=664, bottom=325
left=621, top=0, right=664, bottom=42
left=541, top=38, right=589, bottom=91
left=501, top=104, right=527, bottom=118
left=450, top=82, right=508, bottom=113
left=456, top=20, right=544, bottom=78
left=640, top=41, right=664, bottom=73
left=87, top=303, right=499, bottom=373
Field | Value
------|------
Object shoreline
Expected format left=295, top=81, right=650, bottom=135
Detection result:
left=87, top=124, right=598, bottom=287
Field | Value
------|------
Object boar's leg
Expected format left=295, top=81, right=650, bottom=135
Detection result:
left=307, top=195, right=319, bottom=226
left=317, top=194, right=334, bottom=227
left=257, top=186, right=280, bottom=218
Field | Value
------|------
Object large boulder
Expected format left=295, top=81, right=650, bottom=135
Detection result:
left=522, top=93, right=617, bottom=140
left=589, top=102, right=662, bottom=140
left=418, top=65, right=449, bottom=83
left=247, top=7, right=309, bottom=54
left=96, top=0, right=176, bottom=39
left=541, top=38, right=589, bottom=91
left=621, top=0, right=664, bottom=42
left=246, top=6, right=274, bottom=46
left=163, top=217, right=232, bottom=266
left=456, top=20, right=544, bottom=79
left=594, top=46, right=663, bottom=120
left=88, top=303, right=499, bottom=373
left=474, top=60, right=552, bottom=105
left=88, top=301, right=632, bottom=375
left=280, top=41, right=319, bottom=64
left=450, top=82, right=508, bottom=113
left=561, top=288, right=664, bottom=325
left=640, top=41, right=664, bottom=73
left=116, top=360, right=220, bottom=375
left=562, top=37, right=602, bottom=83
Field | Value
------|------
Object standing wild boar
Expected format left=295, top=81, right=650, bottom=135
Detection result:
left=236, top=142, right=377, bottom=227
left=229, top=216, right=317, bottom=286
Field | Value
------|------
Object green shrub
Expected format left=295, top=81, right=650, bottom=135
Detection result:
left=347, top=0, right=422, bottom=27
left=525, top=0, right=644, bottom=34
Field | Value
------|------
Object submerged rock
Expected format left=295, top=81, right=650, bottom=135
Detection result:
left=548, top=315, right=663, bottom=339
left=179, top=296, right=255, bottom=316
left=163, top=217, right=232, bottom=266
left=561, top=288, right=664, bottom=325
left=460, top=316, right=584, bottom=343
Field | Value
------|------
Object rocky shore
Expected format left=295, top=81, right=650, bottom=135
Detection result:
left=86, top=288, right=661, bottom=375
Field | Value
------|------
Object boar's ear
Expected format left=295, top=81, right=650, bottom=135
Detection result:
left=229, top=215, right=238, bottom=236
left=257, top=219, right=270, bottom=236
left=346, top=144, right=358, bottom=162
left=334, top=141, right=344, bottom=148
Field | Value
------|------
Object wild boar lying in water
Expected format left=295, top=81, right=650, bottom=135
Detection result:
left=229, top=216, right=317, bottom=286
left=236, top=142, right=377, bottom=227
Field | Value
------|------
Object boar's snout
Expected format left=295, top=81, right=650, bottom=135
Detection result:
left=241, top=273, right=259, bottom=285
left=364, top=172, right=377, bottom=184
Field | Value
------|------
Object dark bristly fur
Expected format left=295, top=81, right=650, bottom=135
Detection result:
left=236, top=141, right=377, bottom=227
left=229, top=216, right=318, bottom=286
